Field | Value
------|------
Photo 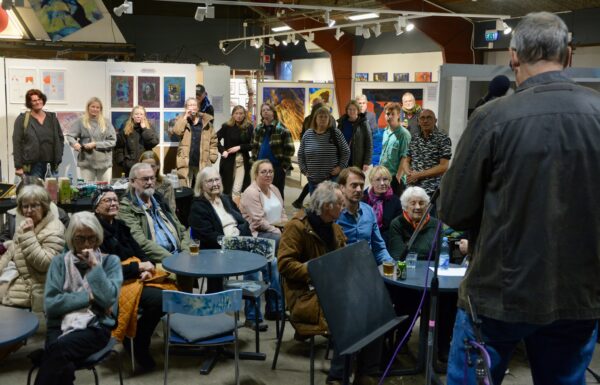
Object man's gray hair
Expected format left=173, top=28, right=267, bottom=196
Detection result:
left=355, top=94, right=367, bottom=101
left=400, top=186, right=430, bottom=211
left=65, top=211, right=103, bottom=252
left=509, top=12, right=569, bottom=65
left=129, top=162, right=153, bottom=180
left=308, top=180, right=341, bottom=216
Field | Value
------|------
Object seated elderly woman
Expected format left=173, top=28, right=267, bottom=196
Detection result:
left=0, top=185, right=65, bottom=312
left=93, top=187, right=176, bottom=372
left=362, top=165, right=402, bottom=247
left=34, top=212, right=122, bottom=385
left=278, top=181, right=384, bottom=384
left=239, top=159, right=286, bottom=322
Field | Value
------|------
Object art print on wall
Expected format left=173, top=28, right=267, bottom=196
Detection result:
left=393, top=73, right=410, bottom=82
left=355, top=73, right=368, bottom=82
left=110, top=76, right=134, bottom=108
left=374, top=72, right=388, bottom=82
left=41, top=70, right=66, bottom=103
left=163, top=111, right=181, bottom=144
left=29, top=0, right=103, bottom=42
left=138, top=76, right=160, bottom=108
left=415, top=72, right=432, bottom=82
left=111, top=111, right=131, bottom=134
left=146, top=111, right=161, bottom=140
left=309, top=87, right=334, bottom=112
left=8, top=68, right=38, bottom=104
left=56, top=112, right=83, bottom=135
left=262, top=87, right=305, bottom=141
left=163, top=77, right=185, bottom=108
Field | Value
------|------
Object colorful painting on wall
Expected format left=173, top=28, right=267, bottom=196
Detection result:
left=41, top=70, right=66, bottom=102
left=309, top=87, right=334, bottom=112
left=111, top=111, right=130, bottom=134
left=355, top=73, right=368, bottom=82
left=164, top=77, right=185, bottom=108
left=373, top=72, right=388, bottom=82
left=163, top=111, right=181, bottom=144
left=146, top=111, right=161, bottom=140
left=29, top=0, right=103, bottom=42
left=8, top=68, right=37, bottom=104
left=262, top=87, right=305, bottom=141
left=110, top=76, right=134, bottom=108
left=393, top=73, right=410, bottom=82
left=415, top=72, right=433, bottom=82
left=138, top=76, right=160, bottom=108
left=56, top=112, right=83, bottom=135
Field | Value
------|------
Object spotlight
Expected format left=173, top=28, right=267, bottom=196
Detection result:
left=496, top=19, right=511, bottom=34
left=113, top=0, right=132, bottom=17
left=503, top=22, right=511, bottom=35
left=269, top=37, right=280, bottom=47
left=324, top=10, right=331, bottom=25
left=306, top=32, right=315, bottom=42
left=194, top=5, right=215, bottom=22
left=254, top=38, right=263, bottom=48
left=334, top=27, right=344, bottom=40
left=355, top=26, right=363, bottom=36
left=293, top=35, right=299, bottom=45
left=219, top=41, right=224, bottom=51
left=372, top=23, right=381, bottom=37
left=394, top=16, right=406, bottom=36
left=362, top=28, right=371, bottom=39
left=406, top=22, right=415, bottom=32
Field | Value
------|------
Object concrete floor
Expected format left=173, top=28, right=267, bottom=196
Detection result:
left=2, top=176, right=600, bottom=384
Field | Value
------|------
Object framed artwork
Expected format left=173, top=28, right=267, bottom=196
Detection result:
left=138, top=76, right=160, bottom=108
left=41, top=70, right=66, bottom=103
left=355, top=73, right=368, bottom=82
left=163, top=111, right=181, bottom=144
left=262, top=86, right=305, bottom=141
left=146, top=111, right=161, bottom=139
left=8, top=68, right=38, bottom=104
left=373, top=72, right=388, bottom=82
left=309, top=87, right=334, bottom=112
left=415, top=72, right=433, bottom=82
left=163, top=77, right=185, bottom=108
left=111, top=111, right=130, bottom=133
left=393, top=73, right=410, bottom=82
left=29, top=0, right=103, bottom=41
left=56, top=111, right=83, bottom=134
left=110, top=75, right=134, bottom=108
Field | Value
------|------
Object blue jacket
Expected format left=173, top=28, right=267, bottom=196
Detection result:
left=336, top=202, right=392, bottom=265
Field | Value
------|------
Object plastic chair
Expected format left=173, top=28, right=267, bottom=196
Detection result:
left=221, top=235, right=279, bottom=355
left=27, top=337, right=123, bottom=385
left=162, top=289, right=243, bottom=385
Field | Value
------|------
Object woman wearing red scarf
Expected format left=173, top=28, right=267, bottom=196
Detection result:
left=362, top=166, right=402, bottom=247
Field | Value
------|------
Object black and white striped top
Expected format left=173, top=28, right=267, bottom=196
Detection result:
left=298, top=128, right=350, bottom=183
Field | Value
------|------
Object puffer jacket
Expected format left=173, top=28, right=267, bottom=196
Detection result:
left=0, top=211, right=65, bottom=311
left=336, top=113, right=373, bottom=168
left=439, top=71, right=600, bottom=324
left=277, top=210, right=346, bottom=335
left=172, top=112, right=218, bottom=187
left=114, top=124, right=159, bottom=174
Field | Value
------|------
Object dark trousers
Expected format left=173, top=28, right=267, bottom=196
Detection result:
left=26, top=162, right=55, bottom=180
left=134, top=286, right=164, bottom=360
left=391, top=177, right=405, bottom=196
left=329, top=337, right=383, bottom=379
left=273, top=166, right=286, bottom=200
left=34, top=326, right=111, bottom=385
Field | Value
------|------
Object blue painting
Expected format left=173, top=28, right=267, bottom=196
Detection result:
left=164, top=77, right=185, bottom=108
left=146, top=111, right=161, bottom=141
left=29, top=0, right=103, bottom=42
left=111, top=111, right=130, bottom=134
left=163, top=111, right=181, bottom=143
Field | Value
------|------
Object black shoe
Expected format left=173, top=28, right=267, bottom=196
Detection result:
left=264, top=311, right=282, bottom=321
left=292, top=199, right=303, bottom=209
left=134, top=349, right=157, bottom=373
left=244, top=320, right=268, bottom=332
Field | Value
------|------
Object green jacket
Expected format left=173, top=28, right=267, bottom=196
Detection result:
left=388, top=214, right=441, bottom=260
left=251, top=120, right=295, bottom=170
left=117, top=191, right=190, bottom=262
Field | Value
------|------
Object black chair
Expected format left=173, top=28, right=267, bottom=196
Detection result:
left=27, top=337, right=123, bottom=385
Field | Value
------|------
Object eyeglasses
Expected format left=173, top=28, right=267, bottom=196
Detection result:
left=73, top=235, right=97, bottom=244
left=21, top=203, right=42, bottom=211
left=135, top=176, right=156, bottom=182
left=100, top=197, right=119, bottom=204
left=259, top=170, right=274, bottom=176
left=204, top=177, right=221, bottom=185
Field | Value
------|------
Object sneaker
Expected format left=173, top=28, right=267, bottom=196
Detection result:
left=244, top=320, right=268, bottom=332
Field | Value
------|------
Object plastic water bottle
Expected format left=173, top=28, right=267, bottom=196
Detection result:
left=439, top=237, right=450, bottom=270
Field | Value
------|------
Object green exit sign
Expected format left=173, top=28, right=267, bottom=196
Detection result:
left=485, top=30, right=499, bottom=42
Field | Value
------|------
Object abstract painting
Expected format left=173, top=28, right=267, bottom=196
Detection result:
left=8, top=68, right=37, bottom=104
left=164, top=77, right=185, bottom=108
left=138, top=76, right=160, bottom=108
left=309, top=87, right=334, bottom=112
left=393, top=73, right=410, bottom=82
left=355, top=73, right=368, bottom=82
left=146, top=111, right=161, bottom=140
left=415, top=72, right=433, bottom=82
left=110, top=76, right=134, bottom=108
left=262, top=87, right=305, bottom=141
left=29, top=0, right=103, bottom=42
left=374, top=72, right=388, bottom=82
left=41, top=70, right=66, bottom=102
left=56, top=111, right=83, bottom=135
left=111, top=111, right=130, bottom=134
left=163, top=111, right=181, bottom=144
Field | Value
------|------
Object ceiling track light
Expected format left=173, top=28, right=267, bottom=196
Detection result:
left=334, top=27, right=344, bottom=40
left=292, top=35, right=299, bottom=45
left=306, top=31, right=315, bottom=42
left=194, top=5, right=215, bottom=22
left=254, top=38, right=263, bottom=48
left=406, top=22, right=415, bottom=31
left=113, top=0, right=132, bottom=17
left=355, top=26, right=363, bottom=36
left=372, top=23, right=381, bottom=37
left=269, top=37, right=280, bottom=47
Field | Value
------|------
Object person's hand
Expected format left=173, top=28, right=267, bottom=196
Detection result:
left=222, top=150, right=229, bottom=159
left=83, top=142, right=96, bottom=150
left=227, top=146, right=240, bottom=154
left=140, top=120, right=147, bottom=129
left=140, top=271, right=153, bottom=281
left=330, top=166, right=341, bottom=176
left=73, top=142, right=82, bottom=151
left=139, top=261, right=155, bottom=273
left=78, top=249, right=98, bottom=268
left=458, top=239, right=469, bottom=255
left=15, top=168, right=24, bottom=176
left=20, top=217, right=34, bottom=232
left=406, top=171, right=420, bottom=184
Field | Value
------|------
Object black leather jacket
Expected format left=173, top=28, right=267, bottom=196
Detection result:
left=439, top=71, right=600, bottom=324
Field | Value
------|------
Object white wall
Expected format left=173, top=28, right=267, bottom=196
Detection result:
left=292, top=58, right=334, bottom=82
left=199, top=64, right=231, bottom=130
left=0, top=58, right=7, bottom=181
left=483, top=46, right=600, bottom=67
left=352, top=52, right=443, bottom=82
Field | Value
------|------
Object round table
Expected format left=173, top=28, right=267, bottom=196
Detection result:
left=162, top=249, right=267, bottom=278
left=381, top=260, right=463, bottom=292
left=0, top=306, right=39, bottom=347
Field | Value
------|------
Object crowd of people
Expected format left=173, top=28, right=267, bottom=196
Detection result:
left=3, top=11, right=599, bottom=385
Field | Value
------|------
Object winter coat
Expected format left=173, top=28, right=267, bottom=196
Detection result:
left=336, top=113, right=373, bottom=168
left=12, top=111, right=64, bottom=169
left=114, top=124, right=159, bottom=174
left=218, top=122, right=253, bottom=195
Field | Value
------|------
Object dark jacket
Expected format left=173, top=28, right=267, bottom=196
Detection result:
left=189, top=194, right=251, bottom=249
left=439, top=71, right=600, bottom=324
left=97, top=216, right=151, bottom=280
left=218, top=122, right=253, bottom=195
left=251, top=120, right=295, bottom=171
left=13, top=111, right=64, bottom=169
left=336, top=113, right=373, bottom=168
left=362, top=189, right=402, bottom=246
left=388, top=214, right=441, bottom=260
left=114, top=125, right=159, bottom=174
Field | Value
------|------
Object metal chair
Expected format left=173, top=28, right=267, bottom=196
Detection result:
left=162, top=289, right=243, bottom=385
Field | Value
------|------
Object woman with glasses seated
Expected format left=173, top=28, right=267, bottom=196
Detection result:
left=362, top=166, right=402, bottom=247
left=34, top=212, right=122, bottom=385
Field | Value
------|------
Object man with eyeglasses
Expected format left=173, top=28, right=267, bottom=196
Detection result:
left=117, top=163, right=190, bottom=262
left=379, top=102, right=411, bottom=195
left=401, top=109, right=451, bottom=198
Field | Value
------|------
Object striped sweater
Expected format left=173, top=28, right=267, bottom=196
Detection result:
left=298, top=128, right=350, bottom=183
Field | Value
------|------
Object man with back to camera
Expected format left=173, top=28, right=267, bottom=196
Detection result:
left=439, top=12, right=600, bottom=385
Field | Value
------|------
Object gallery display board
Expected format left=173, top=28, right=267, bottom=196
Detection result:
left=1, top=58, right=198, bottom=180
left=257, top=81, right=337, bottom=142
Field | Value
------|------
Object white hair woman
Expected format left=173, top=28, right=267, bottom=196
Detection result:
left=34, top=212, right=122, bottom=385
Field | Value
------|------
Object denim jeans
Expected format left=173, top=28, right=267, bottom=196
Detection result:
left=26, top=162, right=56, bottom=179
left=447, top=308, right=598, bottom=385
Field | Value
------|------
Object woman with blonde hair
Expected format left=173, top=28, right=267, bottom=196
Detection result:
left=218, top=105, right=253, bottom=204
left=362, top=165, right=402, bottom=246
left=114, top=105, right=159, bottom=175
left=66, top=97, right=116, bottom=182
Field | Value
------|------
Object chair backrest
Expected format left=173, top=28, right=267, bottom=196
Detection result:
left=222, top=235, right=276, bottom=261
left=162, top=289, right=242, bottom=316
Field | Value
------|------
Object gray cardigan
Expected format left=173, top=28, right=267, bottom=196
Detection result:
left=66, top=118, right=116, bottom=170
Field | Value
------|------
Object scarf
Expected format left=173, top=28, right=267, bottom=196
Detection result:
left=307, top=210, right=335, bottom=252
left=402, top=210, right=430, bottom=232
left=60, top=250, right=106, bottom=336
left=402, top=104, right=422, bottom=116
left=366, top=187, right=394, bottom=229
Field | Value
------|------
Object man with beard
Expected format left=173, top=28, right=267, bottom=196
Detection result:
left=336, top=167, right=392, bottom=266
left=400, top=92, right=422, bottom=137
left=118, top=163, right=191, bottom=262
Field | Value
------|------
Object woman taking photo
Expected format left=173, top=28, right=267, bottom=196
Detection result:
left=336, top=100, right=372, bottom=171
left=66, top=97, right=116, bottom=182
left=251, top=102, right=295, bottom=200
left=218, top=105, right=253, bottom=204
left=114, top=105, right=159, bottom=175
left=363, top=166, right=402, bottom=246
left=298, top=106, right=350, bottom=194
left=172, top=97, right=218, bottom=188
left=139, top=151, right=176, bottom=214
